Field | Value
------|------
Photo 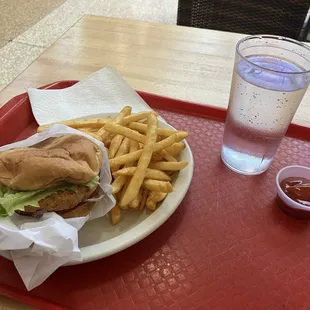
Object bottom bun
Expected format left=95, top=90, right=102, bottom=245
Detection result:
left=57, top=201, right=95, bottom=218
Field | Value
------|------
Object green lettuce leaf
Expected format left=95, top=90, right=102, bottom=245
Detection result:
left=0, top=176, right=99, bottom=217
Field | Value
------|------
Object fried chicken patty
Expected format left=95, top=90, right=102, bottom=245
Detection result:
left=17, top=185, right=98, bottom=216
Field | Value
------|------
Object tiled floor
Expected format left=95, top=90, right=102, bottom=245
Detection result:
left=0, top=42, right=45, bottom=91
left=0, top=0, right=65, bottom=42
left=0, top=0, right=178, bottom=93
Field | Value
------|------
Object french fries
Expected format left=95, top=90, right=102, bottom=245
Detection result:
left=78, top=129, right=103, bottom=141
left=113, top=167, right=171, bottom=181
left=146, top=192, right=168, bottom=210
left=119, top=179, right=130, bottom=210
left=109, top=132, right=188, bottom=169
left=110, top=203, right=121, bottom=225
left=111, top=140, right=139, bottom=195
left=115, top=137, right=131, bottom=157
left=151, top=142, right=186, bottom=161
left=37, top=117, right=112, bottom=132
left=129, top=190, right=142, bottom=209
left=122, top=112, right=155, bottom=125
left=108, top=134, right=124, bottom=159
left=98, top=106, right=132, bottom=142
left=109, top=149, right=143, bottom=169
left=129, top=140, right=140, bottom=154
left=36, top=107, right=189, bottom=225
left=149, top=161, right=188, bottom=171
left=104, top=122, right=146, bottom=143
left=143, top=179, right=173, bottom=192
left=129, top=122, right=176, bottom=136
left=165, top=142, right=186, bottom=156
left=120, top=113, right=158, bottom=207
left=112, top=175, right=127, bottom=195
left=159, top=150, right=177, bottom=162
left=140, top=189, right=148, bottom=211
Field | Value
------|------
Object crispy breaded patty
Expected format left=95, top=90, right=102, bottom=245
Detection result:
left=17, top=185, right=98, bottom=215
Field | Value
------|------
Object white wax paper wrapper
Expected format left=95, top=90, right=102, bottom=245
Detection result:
left=0, top=124, right=115, bottom=290
left=28, top=66, right=154, bottom=125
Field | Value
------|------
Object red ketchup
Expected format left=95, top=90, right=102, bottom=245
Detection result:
left=280, top=177, right=310, bottom=206
left=278, top=177, right=310, bottom=219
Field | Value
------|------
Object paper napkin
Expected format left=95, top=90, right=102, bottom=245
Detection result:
left=28, top=66, right=153, bottom=125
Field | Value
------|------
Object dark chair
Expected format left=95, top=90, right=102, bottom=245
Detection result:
left=177, top=0, right=310, bottom=40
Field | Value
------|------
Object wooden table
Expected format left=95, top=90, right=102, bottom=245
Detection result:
left=0, top=15, right=310, bottom=309
left=1, top=15, right=310, bottom=126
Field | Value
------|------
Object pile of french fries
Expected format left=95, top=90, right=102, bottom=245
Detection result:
left=37, top=106, right=189, bottom=225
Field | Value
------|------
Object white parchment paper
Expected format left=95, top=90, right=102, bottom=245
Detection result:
left=0, top=124, right=115, bottom=290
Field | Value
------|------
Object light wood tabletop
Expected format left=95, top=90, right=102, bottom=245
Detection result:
left=0, top=15, right=309, bottom=126
left=0, top=14, right=310, bottom=309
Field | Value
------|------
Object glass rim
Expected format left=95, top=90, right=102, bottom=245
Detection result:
left=236, top=34, right=310, bottom=75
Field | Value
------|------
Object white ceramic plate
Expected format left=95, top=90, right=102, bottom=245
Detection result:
left=1, top=116, right=194, bottom=265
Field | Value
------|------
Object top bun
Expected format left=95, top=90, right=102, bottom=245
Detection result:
left=0, top=134, right=102, bottom=191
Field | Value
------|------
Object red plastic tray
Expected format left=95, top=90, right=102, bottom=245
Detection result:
left=1, top=81, right=310, bottom=310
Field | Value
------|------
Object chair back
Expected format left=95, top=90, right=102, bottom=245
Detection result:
left=177, top=0, right=310, bottom=40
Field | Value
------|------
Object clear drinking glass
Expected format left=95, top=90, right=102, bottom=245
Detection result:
left=221, top=35, right=310, bottom=175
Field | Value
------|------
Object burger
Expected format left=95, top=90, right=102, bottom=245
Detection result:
left=0, top=134, right=103, bottom=218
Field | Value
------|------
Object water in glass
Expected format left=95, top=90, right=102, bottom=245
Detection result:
left=221, top=55, right=308, bottom=174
